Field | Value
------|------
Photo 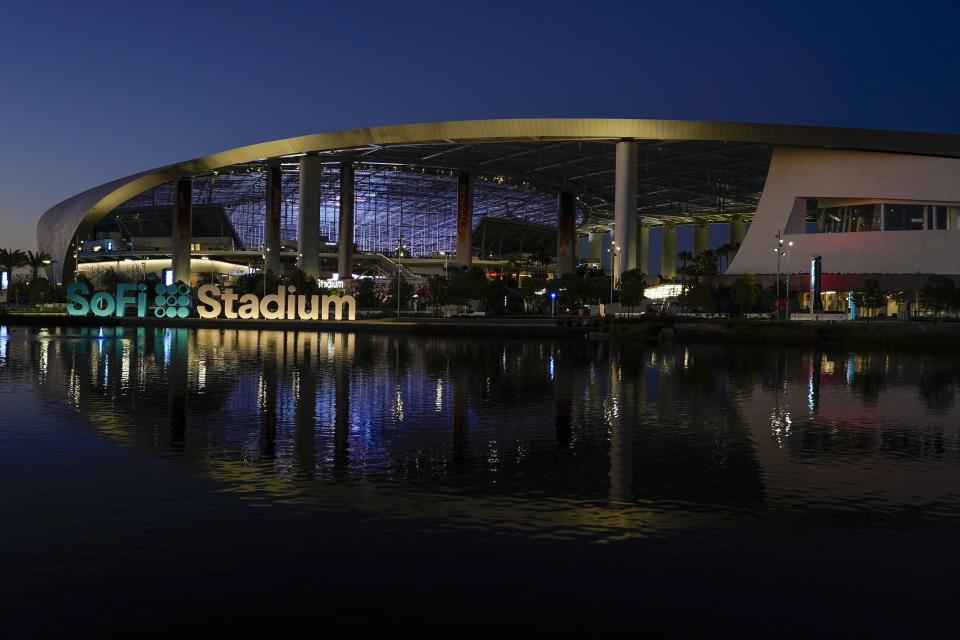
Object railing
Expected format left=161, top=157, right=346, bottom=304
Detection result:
left=372, top=254, right=417, bottom=279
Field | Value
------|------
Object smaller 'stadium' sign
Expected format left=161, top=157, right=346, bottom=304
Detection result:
left=66, top=282, right=356, bottom=321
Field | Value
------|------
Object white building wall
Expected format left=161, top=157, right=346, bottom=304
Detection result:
left=728, top=148, right=960, bottom=275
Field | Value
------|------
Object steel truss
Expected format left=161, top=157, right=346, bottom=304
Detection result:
left=108, top=139, right=770, bottom=256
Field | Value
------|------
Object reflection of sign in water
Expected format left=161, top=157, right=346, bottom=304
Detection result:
left=66, top=282, right=356, bottom=321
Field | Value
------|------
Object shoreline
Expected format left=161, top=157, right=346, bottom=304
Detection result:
left=0, top=312, right=597, bottom=338
left=609, top=317, right=960, bottom=351
left=4, top=312, right=960, bottom=350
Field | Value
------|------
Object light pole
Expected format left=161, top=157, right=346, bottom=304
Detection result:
left=396, top=207, right=404, bottom=318
left=550, top=291, right=557, bottom=317
left=396, top=242, right=404, bottom=318
left=775, top=230, right=783, bottom=319
left=785, top=240, right=793, bottom=320
left=262, top=247, right=269, bottom=297
left=440, top=251, right=449, bottom=280
left=609, top=242, right=619, bottom=305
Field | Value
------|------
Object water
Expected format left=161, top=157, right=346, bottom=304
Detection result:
left=3, top=324, right=960, bottom=636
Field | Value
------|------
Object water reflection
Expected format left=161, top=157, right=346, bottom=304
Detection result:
left=4, top=325, right=960, bottom=539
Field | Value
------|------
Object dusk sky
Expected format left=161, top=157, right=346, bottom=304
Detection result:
left=2, top=0, right=959, bottom=251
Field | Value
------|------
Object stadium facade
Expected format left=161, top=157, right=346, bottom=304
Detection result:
left=35, top=118, right=960, bottom=312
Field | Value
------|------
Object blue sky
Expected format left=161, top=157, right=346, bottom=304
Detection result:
left=1, top=0, right=958, bottom=251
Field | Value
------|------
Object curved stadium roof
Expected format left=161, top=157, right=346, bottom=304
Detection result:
left=38, top=118, right=960, bottom=280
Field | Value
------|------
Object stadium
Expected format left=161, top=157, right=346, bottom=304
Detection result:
left=35, top=118, right=960, bottom=315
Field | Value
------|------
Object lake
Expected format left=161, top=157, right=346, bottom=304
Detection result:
left=2, top=325, right=959, bottom=636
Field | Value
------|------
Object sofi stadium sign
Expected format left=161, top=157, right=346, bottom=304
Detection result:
left=66, top=283, right=356, bottom=321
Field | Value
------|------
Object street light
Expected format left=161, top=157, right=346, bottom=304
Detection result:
left=785, top=241, right=794, bottom=320
left=397, top=207, right=404, bottom=318
left=550, top=290, right=557, bottom=317
left=775, top=230, right=783, bottom=319
left=262, top=246, right=270, bottom=297
left=439, top=251, right=449, bottom=280
left=396, top=240, right=406, bottom=318
left=773, top=231, right=795, bottom=320
left=42, top=258, right=55, bottom=286
left=609, top=242, right=619, bottom=305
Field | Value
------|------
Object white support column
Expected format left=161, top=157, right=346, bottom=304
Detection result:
left=661, top=222, right=677, bottom=278
left=694, top=221, right=709, bottom=255
left=588, top=232, right=603, bottom=264
left=729, top=217, right=746, bottom=247
left=298, top=155, right=322, bottom=279
left=637, top=226, right=649, bottom=275
left=613, top=140, right=637, bottom=277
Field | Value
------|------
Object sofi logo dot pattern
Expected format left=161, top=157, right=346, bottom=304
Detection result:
left=154, top=284, right=192, bottom=318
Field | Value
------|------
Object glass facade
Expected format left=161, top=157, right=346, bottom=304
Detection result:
left=809, top=200, right=960, bottom=233
left=813, top=204, right=881, bottom=233
left=882, top=204, right=925, bottom=231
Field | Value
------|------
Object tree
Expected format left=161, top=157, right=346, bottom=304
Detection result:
left=555, top=272, right=595, bottom=309
left=853, top=278, right=886, bottom=319
left=483, top=274, right=512, bottom=314
left=448, top=266, right=489, bottom=309
left=25, top=250, right=52, bottom=285
left=0, top=249, right=27, bottom=287
left=618, top=269, right=647, bottom=310
left=426, top=274, right=449, bottom=313
left=285, top=267, right=322, bottom=297
left=685, top=279, right=715, bottom=312
left=355, top=278, right=379, bottom=309
left=388, top=274, right=414, bottom=313
left=730, top=274, right=761, bottom=315
left=676, top=250, right=693, bottom=280
left=75, top=271, right=94, bottom=290
left=921, top=275, right=957, bottom=319
left=759, top=283, right=778, bottom=315
left=232, top=270, right=278, bottom=296
left=530, top=250, right=553, bottom=277
left=27, top=251, right=52, bottom=304
left=520, top=274, right=547, bottom=312
left=691, top=249, right=720, bottom=276
left=715, top=242, right=741, bottom=273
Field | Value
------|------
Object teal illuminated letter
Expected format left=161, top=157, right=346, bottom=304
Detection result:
left=115, top=283, right=138, bottom=317
left=66, top=282, right=90, bottom=316
left=90, top=292, right=116, bottom=317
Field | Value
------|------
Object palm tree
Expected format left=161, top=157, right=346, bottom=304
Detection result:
left=676, top=250, right=693, bottom=277
left=715, top=242, right=742, bottom=273
left=530, top=250, right=553, bottom=278
left=0, top=248, right=27, bottom=274
left=692, top=248, right=720, bottom=276
left=0, top=249, right=27, bottom=289
left=25, top=250, right=53, bottom=303
left=715, top=243, right=732, bottom=272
